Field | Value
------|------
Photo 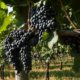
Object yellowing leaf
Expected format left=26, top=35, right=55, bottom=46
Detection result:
left=1, top=2, right=7, bottom=9
left=0, top=14, right=13, bottom=33
left=46, top=31, right=58, bottom=49
left=42, top=32, right=50, bottom=40
left=0, top=10, right=7, bottom=20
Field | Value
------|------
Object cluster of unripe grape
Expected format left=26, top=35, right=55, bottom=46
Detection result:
left=30, top=5, right=58, bottom=42
left=4, top=29, right=38, bottom=74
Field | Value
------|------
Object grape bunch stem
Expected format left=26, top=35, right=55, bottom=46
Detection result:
left=27, top=0, right=31, bottom=29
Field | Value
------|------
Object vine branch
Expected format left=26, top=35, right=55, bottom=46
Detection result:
left=27, top=0, right=30, bottom=29
left=57, top=29, right=80, bottom=39
left=24, top=22, right=28, bottom=31
left=50, top=0, right=54, bottom=10
left=59, top=0, right=78, bottom=30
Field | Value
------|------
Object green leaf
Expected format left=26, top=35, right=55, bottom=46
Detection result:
left=0, top=1, right=7, bottom=9
left=34, top=0, right=41, bottom=7
left=45, top=57, right=50, bottom=63
left=72, top=58, right=80, bottom=72
left=70, top=49, right=80, bottom=58
left=0, top=59, right=5, bottom=65
left=14, top=15, right=27, bottom=27
left=43, top=0, right=46, bottom=5
left=18, top=3, right=28, bottom=6
left=42, top=31, right=50, bottom=40
left=33, top=0, right=44, bottom=7
left=58, top=36, right=64, bottom=45
left=0, top=14, right=13, bottom=33
left=46, top=31, right=58, bottom=49
left=69, top=11, right=72, bottom=17
left=0, top=10, right=7, bottom=27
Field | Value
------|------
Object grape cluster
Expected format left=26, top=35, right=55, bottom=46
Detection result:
left=4, top=30, right=24, bottom=74
left=20, top=46, right=31, bottom=73
left=19, top=30, right=38, bottom=73
left=30, top=5, right=58, bottom=42
left=4, top=29, right=38, bottom=73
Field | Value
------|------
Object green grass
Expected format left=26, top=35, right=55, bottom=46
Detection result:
left=49, top=65, right=60, bottom=69
left=0, top=72, right=15, bottom=78
left=50, top=70, right=75, bottom=78
left=63, top=64, right=73, bottom=68
left=64, top=60, right=74, bottom=64
left=4, top=65, right=14, bottom=70
left=49, top=64, right=73, bottom=69
left=0, top=70, right=79, bottom=80
left=54, top=62, right=60, bottom=64
left=0, top=57, right=80, bottom=80
left=53, top=60, right=74, bottom=65
left=30, top=70, right=79, bottom=80
left=30, top=71, right=45, bottom=79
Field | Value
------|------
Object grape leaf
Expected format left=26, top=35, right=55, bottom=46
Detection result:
left=14, top=15, right=27, bottom=27
left=72, top=58, right=80, bottom=72
left=33, top=0, right=44, bottom=7
left=43, top=0, right=46, bottom=5
left=0, top=14, right=13, bottom=33
left=0, top=1, right=7, bottom=9
left=70, top=49, right=80, bottom=72
left=58, top=36, right=64, bottom=45
left=70, top=49, right=80, bottom=58
left=46, top=31, right=58, bottom=49
left=46, top=57, right=50, bottom=63
left=0, top=10, right=7, bottom=27
left=18, top=3, right=28, bottom=6
left=34, top=0, right=41, bottom=7
left=42, top=31, right=50, bottom=40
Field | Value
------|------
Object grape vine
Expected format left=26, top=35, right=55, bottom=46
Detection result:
left=3, top=0, right=80, bottom=75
